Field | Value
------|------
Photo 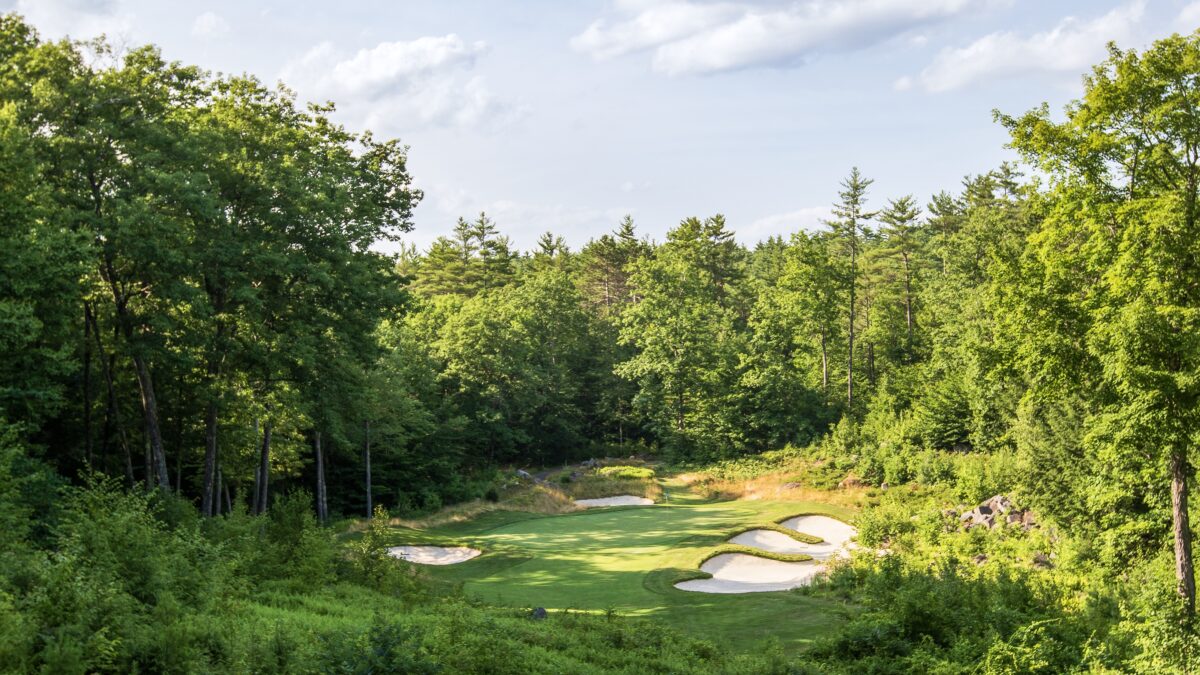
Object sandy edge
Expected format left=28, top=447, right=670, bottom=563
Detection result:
left=387, top=545, right=482, bottom=565
left=574, top=495, right=654, bottom=508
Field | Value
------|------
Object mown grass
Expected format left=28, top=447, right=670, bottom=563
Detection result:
left=383, top=493, right=856, bottom=655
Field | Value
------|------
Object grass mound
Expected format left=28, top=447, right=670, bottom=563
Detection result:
left=596, top=465, right=656, bottom=480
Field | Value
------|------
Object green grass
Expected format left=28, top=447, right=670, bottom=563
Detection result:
left=595, top=465, right=656, bottom=479
left=383, top=489, right=855, bottom=655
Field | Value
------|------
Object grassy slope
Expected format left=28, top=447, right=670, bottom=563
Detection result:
left=382, top=481, right=856, bottom=655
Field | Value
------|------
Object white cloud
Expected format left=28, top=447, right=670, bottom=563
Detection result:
left=743, top=206, right=831, bottom=241
left=191, top=11, right=229, bottom=39
left=1177, top=2, right=1200, bottom=31
left=280, top=35, right=518, bottom=129
left=572, top=0, right=986, bottom=75
left=13, top=0, right=132, bottom=41
left=905, top=2, right=1145, bottom=93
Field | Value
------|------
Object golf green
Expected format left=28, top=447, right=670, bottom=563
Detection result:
left=389, top=491, right=856, bottom=653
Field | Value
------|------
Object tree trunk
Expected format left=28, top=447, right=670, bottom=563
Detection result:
left=131, top=353, right=170, bottom=490
left=215, top=464, right=223, bottom=516
left=847, top=247, right=856, bottom=408
left=102, top=247, right=169, bottom=491
left=83, top=302, right=93, bottom=471
left=314, top=430, right=328, bottom=522
left=364, top=420, right=373, bottom=519
left=867, top=341, right=876, bottom=386
left=902, top=252, right=914, bottom=352
left=89, top=310, right=133, bottom=487
left=201, top=398, right=219, bottom=516
left=175, top=409, right=183, bottom=493
left=255, top=420, right=272, bottom=515
left=820, top=330, right=829, bottom=394
left=1171, top=447, right=1196, bottom=616
left=143, top=435, right=152, bottom=491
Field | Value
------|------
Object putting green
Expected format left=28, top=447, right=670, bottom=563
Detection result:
left=387, top=487, right=856, bottom=654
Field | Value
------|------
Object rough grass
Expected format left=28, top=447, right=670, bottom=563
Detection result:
left=344, top=484, right=578, bottom=534
left=596, top=465, right=656, bottom=480
left=565, top=474, right=663, bottom=502
left=677, top=450, right=867, bottom=509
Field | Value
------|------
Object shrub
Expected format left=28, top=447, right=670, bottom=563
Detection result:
left=343, top=506, right=427, bottom=599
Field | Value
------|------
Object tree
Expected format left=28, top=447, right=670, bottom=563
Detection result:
left=1001, top=34, right=1200, bottom=615
left=877, top=195, right=923, bottom=356
left=617, top=216, right=747, bottom=457
left=826, top=168, right=875, bottom=407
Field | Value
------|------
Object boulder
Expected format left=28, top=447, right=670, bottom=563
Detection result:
left=531, top=607, right=547, bottom=620
left=782, top=482, right=802, bottom=490
left=1032, top=552, right=1053, bottom=570
left=972, top=554, right=988, bottom=566
left=515, top=469, right=534, bottom=481
left=838, top=474, right=866, bottom=490
left=960, top=494, right=1036, bottom=530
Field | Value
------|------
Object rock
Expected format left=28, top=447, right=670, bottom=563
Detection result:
left=838, top=474, right=866, bottom=490
left=531, top=607, right=547, bottom=620
left=782, top=482, right=802, bottom=490
left=981, top=495, right=1013, bottom=514
left=972, top=554, right=988, bottom=566
left=1032, top=552, right=1053, bottom=570
left=960, top=494, right=1038, bottom=530
left=880, top=482, right=889, bottom=492
left=516, top=469, right=534, bottom=481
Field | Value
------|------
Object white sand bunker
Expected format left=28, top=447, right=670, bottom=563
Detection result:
left=676, top=514, right=857, bottom=593
left=676, top=554, right=824, bottom=594
left=778, top=515, right=858, bottom=560
left=387, top=545, right=481, bottom=565
left=575, top=495, right=654, bottom=507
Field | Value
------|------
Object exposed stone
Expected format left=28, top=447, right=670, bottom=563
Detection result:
left=531, top=607, right=547, bottom=620
left=838, top=474, right=866, bottom=490
left=972, top=554, right=988, bottom=566
left=880, top=482, right=890, bottom=492
left=959, top=495, right=1036, bottom=531
left=1032, top=552, right=1053, bottom=570
left=782, top=482, right=802, bottom=490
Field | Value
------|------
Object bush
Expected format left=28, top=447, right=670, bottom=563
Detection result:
left=343, top=506, right=427, bottom=599
left=262, top=490, right=337, bottom=587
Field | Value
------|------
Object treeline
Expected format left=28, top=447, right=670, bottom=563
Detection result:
left=1, top=13, right=1197, bottom=622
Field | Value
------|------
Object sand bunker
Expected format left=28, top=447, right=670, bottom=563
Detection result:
left=387, top=545, right=481, bottom=565
left=675, top=553, right=824, bottom=594
left=676, top=514, right=857, bottom=593
left=778, top=515, right=858, bottom=560
left=728, top=529, right=813, bottom=554
left=575, top=495, right=654, bottom=507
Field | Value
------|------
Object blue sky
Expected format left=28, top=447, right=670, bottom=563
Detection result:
left=7, top=0, right=1199, bottom=250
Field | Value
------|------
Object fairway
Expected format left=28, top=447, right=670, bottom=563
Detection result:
left=388, top=490, right=856, bottom=653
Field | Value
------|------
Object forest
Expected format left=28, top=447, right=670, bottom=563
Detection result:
left=1, top=11, right=1199, bottom=674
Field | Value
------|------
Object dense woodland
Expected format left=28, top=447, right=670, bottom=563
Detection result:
left=3, top=12, right=1200, bottom=673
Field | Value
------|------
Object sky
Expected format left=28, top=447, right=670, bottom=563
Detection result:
left=6, top=0, right=1200, bottom=251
